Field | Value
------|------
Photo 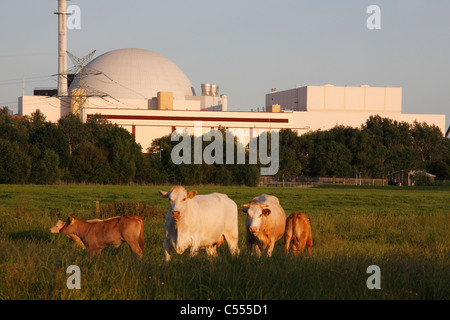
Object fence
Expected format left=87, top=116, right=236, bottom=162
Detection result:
left=258, top=176, right=387, bottom=187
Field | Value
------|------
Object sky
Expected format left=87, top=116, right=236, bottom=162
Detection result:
left=0, top=0, right=449, bottom=129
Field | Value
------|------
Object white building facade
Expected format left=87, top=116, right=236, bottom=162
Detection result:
left=18, top=49, right=446, bottom=152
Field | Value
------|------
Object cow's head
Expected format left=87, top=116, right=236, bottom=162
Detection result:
left=50, top=220, right=65, bottom=233
left=59, top=216, right=77, bottom=235
left=159, top=186, right=197, bottom=221
left=241, top=202, right=271, bottom=235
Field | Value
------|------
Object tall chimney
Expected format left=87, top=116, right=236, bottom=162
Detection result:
left=55, top=0, right=68, bottom=96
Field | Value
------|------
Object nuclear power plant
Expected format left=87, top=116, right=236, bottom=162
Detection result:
left=17, top=0, right=446, bottom=151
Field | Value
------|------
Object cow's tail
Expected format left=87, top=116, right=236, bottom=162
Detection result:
left=139, top=219, right=145, bottom=250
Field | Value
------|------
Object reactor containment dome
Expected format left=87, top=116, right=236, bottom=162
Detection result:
left=69, top=48, right=196, bottom=100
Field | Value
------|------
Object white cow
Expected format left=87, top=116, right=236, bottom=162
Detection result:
left=241, top=194, right=286, bottom=257
left=159, top=186, right=240, bottom=261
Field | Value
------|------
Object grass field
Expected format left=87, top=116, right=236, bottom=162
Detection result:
left=0, top=184, right=448, bottom=300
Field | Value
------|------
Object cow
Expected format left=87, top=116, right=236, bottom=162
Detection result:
left=59, top=215, right=145, bottom=259
left=284, top=212, right=313, bottom=254
left=241, top=194, right=286, bottom=257
left=159, top=186, right=240, bottom=262
left=50, top=216, right=120, bottom=249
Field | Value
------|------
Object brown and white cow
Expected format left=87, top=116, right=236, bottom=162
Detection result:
left=284, top=212, right=313, bottom=254
left=241, top=194, right=286, bottom=257
left=59, top=215, right=145, bottom=259
left=159, top=186, right=240, bottom=262
left=50, top=216, right=120, bottom=249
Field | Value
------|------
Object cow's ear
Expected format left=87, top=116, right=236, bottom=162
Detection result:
left=68, top=216, right=75, bottom=225
left=159, top=190, right=169, bottom=198
left=187, top=190, right=197, bottom=199
left=261, top=205, right=271, bottom=216
left=240, top=204, right=250, bottom=213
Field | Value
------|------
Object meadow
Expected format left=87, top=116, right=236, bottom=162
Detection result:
left=0, top=184, right=448, bottom=300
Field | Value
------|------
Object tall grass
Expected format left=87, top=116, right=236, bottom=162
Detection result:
left=0, top=185, right=448, bottom=299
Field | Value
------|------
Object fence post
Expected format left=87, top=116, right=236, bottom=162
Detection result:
left=95, top=201, right=100, bottom=218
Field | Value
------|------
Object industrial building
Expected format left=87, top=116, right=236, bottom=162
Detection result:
left=17, top=0, right=446, bottom=153
left=265, top=85, right=445, bottom=133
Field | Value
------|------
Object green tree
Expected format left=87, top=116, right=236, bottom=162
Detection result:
left=213, top=165, right=233, bottom=185
left=29, top=122, right=70, bottom=169
left=99, top=125, right=138, bottom=183
left=77, top=115, right=142, bottom=184
left=57, top=113, right=85, bottom=154
left=134, top=153, right=152, bottom=184
left=29, top=149, right=61, bottom=184
left=27, top=109, right=46, bottom=132
left=310, top=140, right=353, bottom=177
left=0, top=139, right=31, bottom=184
left=278, top=129, right=303, bottom=178
left=147, top=134, right=173, bottom=184
left=69, top=142, right=112, bottom=184
left=359, top=116, right=414, bottom=178
left=411, top=121, right=445, bottom=164
left=0, top=107, right=29, bottom=146
left=147, top=128, right=261, bottom=186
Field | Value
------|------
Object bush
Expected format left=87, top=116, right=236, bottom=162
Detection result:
left=414, top=172, right=434, bottom=186
left=98, top=201, right=166, bottom=219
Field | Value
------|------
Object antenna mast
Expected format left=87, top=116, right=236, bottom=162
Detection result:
left=67, top=50, right=97, bottom=116
left=54, top=0, right=69, bottom=97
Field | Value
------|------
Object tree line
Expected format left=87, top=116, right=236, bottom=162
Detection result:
left=0, top=108, right=448, bottom=185
left=0, top=109, right=142, bottom=184
left=0, top=108, right=260, bottom=185
left=277, top=115, right=449, bottom=180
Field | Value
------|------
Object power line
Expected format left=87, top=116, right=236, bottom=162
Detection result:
left=0, top=52, right=54, bottom=58
left=0, top=75, right=55, bottom=85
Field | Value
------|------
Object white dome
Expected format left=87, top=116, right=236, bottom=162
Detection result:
left=69, top=48, right=196, bottom=100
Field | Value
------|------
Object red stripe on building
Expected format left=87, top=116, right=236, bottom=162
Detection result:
left=87, top=114, right=289, bottom=123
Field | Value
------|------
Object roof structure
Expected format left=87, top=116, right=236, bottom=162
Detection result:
left=69, top=48, right=196, bottom=100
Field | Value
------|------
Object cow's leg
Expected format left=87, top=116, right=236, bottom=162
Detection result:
left=246, top=241, right=252, bottom=253
left=190, top=238, right=203, bottom=257
left=131, top=246, right=143, bottom=260
left=266, top=241, right=275, bottom=257
left=298, top=232, right=308, bottom=253
left=306, top=234, right=313, bottom=254
left=248, top=235, right=262, bottom=257
left=190, top=245, right=200, bottom=257
left=255, top=243, right=262, bottom=257
left=224, top=233, right=240, bottom=256
left=284, top=234, right=292, bottom=254
left=127, top=239, right=143, bottom=260
left=70, top=235, right=87, bottom=250
left=164, top=238, right=173, bottom=262
left=291, top=241, right=299, bottom=255
left=123, top=232, right=143, bottom=260
left=246, top=234, right=255, bottom=255
left=87, top=246, right=103, bottom=258
left=205, top=245, right=218, bottom=257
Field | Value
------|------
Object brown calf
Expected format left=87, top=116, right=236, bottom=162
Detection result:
left=284, top=212, right=313, bottom=254
left=59, top=215, right=145, bottom=259
left=50, top=217, right=120, bottom=249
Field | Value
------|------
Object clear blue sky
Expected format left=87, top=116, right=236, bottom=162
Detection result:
left=1, top=0, right=449, bottom=129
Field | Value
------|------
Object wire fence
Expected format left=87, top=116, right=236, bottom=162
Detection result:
left=258, top=175, right=387, bottom=187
